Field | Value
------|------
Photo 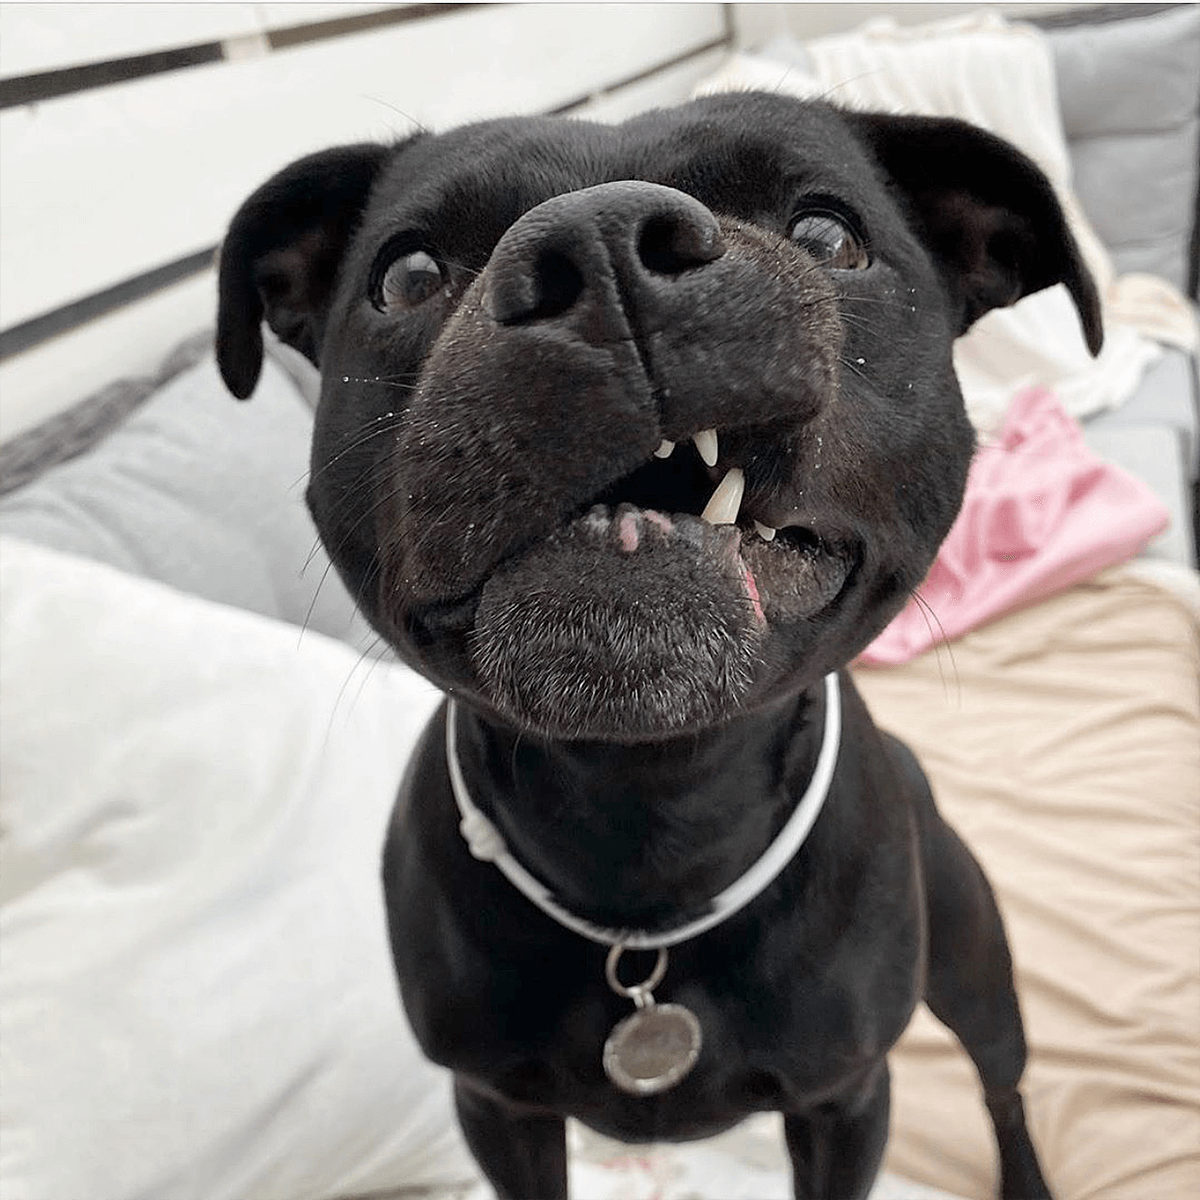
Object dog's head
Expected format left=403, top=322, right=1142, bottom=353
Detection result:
left=217, top=93, right=1101, bottom=741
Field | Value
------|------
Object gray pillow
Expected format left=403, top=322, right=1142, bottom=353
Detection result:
left=0, top=350, right=374, bottom=651
left=1044, top=4, right=1200, bottom=292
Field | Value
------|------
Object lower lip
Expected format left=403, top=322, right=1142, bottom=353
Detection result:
left=602, top=503, right=779, bottom=627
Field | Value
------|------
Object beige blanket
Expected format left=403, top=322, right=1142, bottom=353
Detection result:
left=856, top=569, right=1200, bottom=1199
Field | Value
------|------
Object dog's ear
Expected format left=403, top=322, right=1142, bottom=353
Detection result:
left=216, top=144, right=392, bottom=399
left=846, top=112, right=1103, bottom=355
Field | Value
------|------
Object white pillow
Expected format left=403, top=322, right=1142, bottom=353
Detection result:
left=0, top=537, right=478, bottom=1200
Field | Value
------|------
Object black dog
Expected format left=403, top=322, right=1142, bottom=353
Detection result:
left=216, top=92, right=1101, bottom=1199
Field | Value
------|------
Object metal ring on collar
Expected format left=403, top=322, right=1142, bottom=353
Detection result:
left=606, top=944, right=668, bottom=1007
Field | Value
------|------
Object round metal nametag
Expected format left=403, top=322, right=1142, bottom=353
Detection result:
left=603, top=1002, right=702, bottom=1096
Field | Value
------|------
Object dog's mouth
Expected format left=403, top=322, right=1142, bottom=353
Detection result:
left=582, top=427, right=856, bottom=625
left=412, top=425, right=857, bottom=741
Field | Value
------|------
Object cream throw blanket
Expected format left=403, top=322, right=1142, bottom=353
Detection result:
left=696, top=13, right=1198, bottom=433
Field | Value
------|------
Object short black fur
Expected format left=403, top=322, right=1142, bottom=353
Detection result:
left=217, top=92, right=1101, bottom=1198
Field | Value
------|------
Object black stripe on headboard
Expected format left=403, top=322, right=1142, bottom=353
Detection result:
left=0, top=45, right=223, bottom=110
left=0, top=9, right=736, bottom=360
left=0, top=3, right=480, bottom=111
left=0, top=248, right=217, bottom=362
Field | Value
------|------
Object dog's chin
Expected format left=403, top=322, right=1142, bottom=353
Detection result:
left=465, top=506, right=851, bottom=741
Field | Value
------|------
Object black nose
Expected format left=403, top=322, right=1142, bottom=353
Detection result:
left=482, top=181, right=726, bottom=326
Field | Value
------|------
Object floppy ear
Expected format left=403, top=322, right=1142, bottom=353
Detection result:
left=846, top=112, right=1103, bottom=355
left=215, top=144, right=392, bottom=399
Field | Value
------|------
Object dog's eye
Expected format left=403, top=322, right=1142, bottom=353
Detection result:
left=378, top=249, right=446, bottom=311
left=789, top=211, right=869, bottom=271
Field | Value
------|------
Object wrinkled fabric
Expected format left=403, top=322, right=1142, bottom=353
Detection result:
left=861, top=387, right=1169, bottom=665
left=856, top=571, right=1200, bottom=1200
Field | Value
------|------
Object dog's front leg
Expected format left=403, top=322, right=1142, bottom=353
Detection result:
left=453, top=1076, right=568, bottom=1200
left=913, top=784, right=1053, bottom=1200
left=783, top=1063, right=890, bottom=1200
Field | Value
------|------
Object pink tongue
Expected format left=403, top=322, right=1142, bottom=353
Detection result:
left=741, top=563, right=766, bottom=627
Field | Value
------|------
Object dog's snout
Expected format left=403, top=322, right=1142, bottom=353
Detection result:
left=482, top=181, right=725, bottom=326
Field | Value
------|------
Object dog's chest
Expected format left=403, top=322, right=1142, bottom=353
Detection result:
left=400, top=885, right=920, bottom=1136
left=486, top=957, right=906, bottom=1139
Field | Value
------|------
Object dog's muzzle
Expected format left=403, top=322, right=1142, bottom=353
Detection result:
left=374, top=181, right=851, bottom=738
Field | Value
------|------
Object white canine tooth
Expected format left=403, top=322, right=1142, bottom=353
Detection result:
left=700, top=467, right=745, bottom=526
left=754, top=520, right=777, bottom=541
left=693, top=428, right=719, bottom=467
left=654, top=439, right=675, bottom=458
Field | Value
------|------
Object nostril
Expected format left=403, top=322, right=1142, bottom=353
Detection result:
left=529, top=249, right=585, bottom=321
left=484, top=248, right=584, bottom=324
left=638, top=212, right=726, bottom=276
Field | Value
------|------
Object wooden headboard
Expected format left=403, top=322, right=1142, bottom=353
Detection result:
left=0, top=2, right=732, bottom=441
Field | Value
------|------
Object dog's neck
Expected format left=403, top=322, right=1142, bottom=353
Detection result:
left=450, top=686, right=827, bottom=932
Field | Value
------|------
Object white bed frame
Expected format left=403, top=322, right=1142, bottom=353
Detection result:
left=2, top=1, right=1085, bottom=443
left=0, top=1, right=740, bottom=440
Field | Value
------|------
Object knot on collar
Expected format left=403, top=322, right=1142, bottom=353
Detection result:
left=445, top=672, right=842, bottom=951
left=460, top=809, right=507, bottom=862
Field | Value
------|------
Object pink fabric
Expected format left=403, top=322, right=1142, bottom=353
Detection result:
left=859, top=387, right=1170, bottom=666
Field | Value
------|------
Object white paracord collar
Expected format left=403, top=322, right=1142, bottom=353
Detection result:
left=447, top=671, right=841, bottom=952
